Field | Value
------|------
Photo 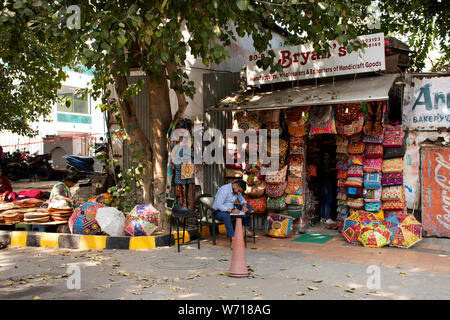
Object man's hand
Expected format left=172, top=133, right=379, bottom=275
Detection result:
left=231, top=208, right=240, bottom=213
left=242, top=204, right=248, bottom=213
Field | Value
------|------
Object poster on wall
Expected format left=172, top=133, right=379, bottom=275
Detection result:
left=403, top=76, right=450, bottom=130
left=246, top=32, right=385, bottom=86
left=421, top=146, right=450, bottom=238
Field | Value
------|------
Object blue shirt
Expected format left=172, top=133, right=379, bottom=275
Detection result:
left=212, top=183, right=247, bottom=212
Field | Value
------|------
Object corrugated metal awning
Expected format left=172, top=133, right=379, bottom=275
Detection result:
left=206, top=73, right=399, bottom=112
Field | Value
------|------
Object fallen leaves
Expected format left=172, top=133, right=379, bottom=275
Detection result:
left=33, top=296, right=41, bottom=300
left=307, top=286, right=319, bottom=291
left=295, top=292, right=305, bottom=296
left=311, top=280, right=323, bottom=283
left=399, top=272, right=407, bottom=277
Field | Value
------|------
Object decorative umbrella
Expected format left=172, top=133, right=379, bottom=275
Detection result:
left=341, top=211, right=380, bottom=244
left=128, top=204, right=160, bottom=226
left=96, top=207, right=126, bottom=237
left=382, top=213, right=422, bottom=248
left=68, top=202, right=105, bottom=235
left=358, top=226, right=392, bottom=248
left=124, top=215, right=158, bottom=236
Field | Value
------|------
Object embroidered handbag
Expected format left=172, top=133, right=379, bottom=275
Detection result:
left=244, top=196, right=267, bottom=215
left=289, top=136, right=305, bottom=155
left=347, top=155, right=364, bottom=166
left=289, top=154, right=303, bottom=165
left=381, top=173, right=403, bottom=186
left=337, top=170, right=348, bottom=179
left=225, top=168, right=244, bottom=178
left=382, top=158, right=403, bottom=173
left=336, top=114, right=364, bottom=136
left=181, top=162, right=195, bottom=179
left=363, top=188, right=382, bottom=201
left=336, top=153, right=347, bottom=161
left=364, top=201, right=381, bottom=212
left=337, top=161, right=347, bottom=171
left=347, top=165, right=364, bottom=177
left=382, top=199, right=405, bottom=210
left=348, top=142, right=365, bottom=154
left=309, top=106, right=337, bottom=135
left=267, top=196, right=287, bottom=211
left=363, top=101, right=384, bottom=136
left=336, top=144, right=348, bottom=154
left=285, top=194, right=304, bottom=205
left=265, top=214, right=293, bottom=238
left=285, top=106, right=310, bottom=137
left=345, top=176, right=363, bottom=187
left=243, top=172, right=263, bottom=186
left=364, top=173, right=382, bottom=189
left=363, top=158, right=383, bottom=173
left=362, top=135, right=384, bottom=144
left=346, top=198, right=364, bottom=209
left=347, top=187, right=363, bottom=198
left=265, top=165, right=288, bottom=184
left=261, top=110, right=280, bottom=133
left=284, top=182, right=303, bottom=195
left=289, top=167, right=303, bottom=178
left=336, top=135, right=349, bottom=147
left=382, top=185, right=404, bottom=201
left=288, top=176, right=303, bottom=184
left=245, top=182, right=266, bottom=197
left=235, top=111, right=262, bottom=131
left=337, top=200, right=347, bottom=206
left=337, top=192, right=347, bottom=201
left=349, top=132, right=363, bottom=142
left=383, top=138, right=407, bottom=159
left=266, top=181, right=287, bottom=198
left=286, top=205, right=303, bottom=219
left=266, top=138, right=288, bottom=158
left=364, top=144, right=384, bottom=159
left=335, top=103, right=361, bottom=124
left=383, top=125, right=403, bottom=147
left=337, top=179, right=346, bottom=188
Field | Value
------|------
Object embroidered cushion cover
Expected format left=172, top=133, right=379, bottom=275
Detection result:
left=266, top=181, right=287, bottom=198
left=382, top=158, right=403, bottom=173
left=382, top=173, right=403, bottom=186
left=364, top=173, right=382, bottom=189
left=265, top=214, right=293, bottom=238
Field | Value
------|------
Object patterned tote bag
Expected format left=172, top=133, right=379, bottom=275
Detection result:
left=364, top=173, right=381, bottom=189
left=285, top=106, right=310, bottom=136
left=381, top=173, right=403, bottom=187
left=383, top=125, right=403, bottom=147
left=309, top=106, right=337, bottom=135
left=382, top=158, right=403, bottom=173
left=265, top=165, right=288, bottom=184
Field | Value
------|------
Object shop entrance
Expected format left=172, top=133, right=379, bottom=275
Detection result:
left=305, top=134, right=338, bottom=224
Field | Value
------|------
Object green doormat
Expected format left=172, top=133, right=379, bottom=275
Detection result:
left=292, top=234, right=334, bottom=244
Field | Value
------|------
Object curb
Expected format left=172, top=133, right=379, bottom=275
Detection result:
left=0, top=224, right=227, bottom=250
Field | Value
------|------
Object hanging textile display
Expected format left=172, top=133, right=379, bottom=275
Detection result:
left=284, top=106, right=310, bottom=136
left=309, top=105, right=337, bottom=135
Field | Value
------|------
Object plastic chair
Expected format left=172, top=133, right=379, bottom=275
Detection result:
left=169, top=205, right=200, bottom=253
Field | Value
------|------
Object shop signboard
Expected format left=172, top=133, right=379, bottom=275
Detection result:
left=403, top=76, right=450, bottom=130
left=421, top=146, right=450, bottom=237
left=246, top=32, right=385, bottom=86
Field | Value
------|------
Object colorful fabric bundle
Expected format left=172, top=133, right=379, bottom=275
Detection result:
left=382, top=185, right=405, bottom=201
left=382, top=158, right=403, bottom=173
left=284, top=182, right=303, bottom=195
left=347, top=155, right=364, bottom=166
left=267, top=196, right=287, bottom=211
left=309, top=106, right=337, bottom=135
left=235, top=111, right=262, bottom=131
left=285, top=194, right=304, bottom=205
left=364, top=173, right=382, bottom=189
left=345, top=177, right=363, bottom=187
left=364, top=144, right=383, bottom=158
left=266, top=181, right=287, bottom=198
left=245, top=182, right=266, bottom=197
left=285, top=106, right=310, bottom=136
left=381, top=173, right=403, bottom=186
left=265, top=214, right=293, bottom=238
left=348, top=141, right=365, bottom=154
left=383, top=125, right=403, bottom=147
left=337, top=170, right=348, bottom=180
left=346, top=198, right=364, bottom=209
left=363, top=158, right=383, bottom=173
left=364, top=188, right=382, bottom=202
left=364, top=201, right=382, bottom=212
left=244, top=196, right=267, bottom=215
left=347, top=165, right=364, bottom=177
left=347, top=187, right=363, bottom=198
left=336, top=114, right=364, bottom=136
left=265, top=165, right=288, bottom=184
left=266, top=138, right=288, bottom=158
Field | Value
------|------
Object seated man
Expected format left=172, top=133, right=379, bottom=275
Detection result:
left=0, top=167, right=15, bottom=202
left=212, top=179, right=254, bottom=238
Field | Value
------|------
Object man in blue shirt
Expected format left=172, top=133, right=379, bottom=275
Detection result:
left=213, top=180, right=253, bottom=238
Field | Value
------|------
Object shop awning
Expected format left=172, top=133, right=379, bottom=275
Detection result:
left=206, top=73, right=399, bottom=112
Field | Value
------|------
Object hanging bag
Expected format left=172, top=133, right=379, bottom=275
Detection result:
left=244, top=195, right=267, bottom=215
left=266, top=181, right=287, bottom=198
left=383, top=125, right=403, bottom=147
left=381, top=173, right=403, bottom=187
left=309, top=106, right=337, bottom=135
left=382, top=158, right=403, bottom=173
left=364, top=173, right=382, bottom=189
left=265, top=165, right=288, bottom=184
left=235, top=111, right=262, bottom=132
left=285, top=106, right=310, bottom=136
left=363, top=158, right=383, bottom=173
left=364, top=144, right=384, bottom=159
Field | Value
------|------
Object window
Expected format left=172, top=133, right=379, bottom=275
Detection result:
left=57, top=91, right=90, bottom=114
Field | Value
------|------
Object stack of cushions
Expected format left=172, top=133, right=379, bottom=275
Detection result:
left=345, top=133, right=365, bottom=210
left=335, top=135, right=350, bottom=229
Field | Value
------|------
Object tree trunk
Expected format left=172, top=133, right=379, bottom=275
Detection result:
left=147, top=74, right=173, bottom=230
left=113, top=73, right=154, bottom=204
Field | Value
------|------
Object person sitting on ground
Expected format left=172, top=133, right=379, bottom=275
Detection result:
left=212, top=179, right=254, bottom=238
left=48, top=175, right=79, bottom=209
left=0, top=167, right=15, bottom=202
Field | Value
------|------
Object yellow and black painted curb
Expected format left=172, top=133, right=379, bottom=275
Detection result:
left=0, top=224, right=227, bottom=250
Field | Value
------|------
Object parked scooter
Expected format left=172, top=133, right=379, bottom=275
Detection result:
left=64, top=155, right=96, bottom=176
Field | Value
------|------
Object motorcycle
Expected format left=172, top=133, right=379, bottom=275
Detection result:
left=28, top=153, right=54, bottom=180
left=5, top=150, right=54, bottom=181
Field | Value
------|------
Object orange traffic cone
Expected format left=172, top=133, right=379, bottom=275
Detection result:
left=228, top=217, right=249, bottom=278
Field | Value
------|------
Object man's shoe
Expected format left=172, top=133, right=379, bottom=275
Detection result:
left=245, top=230, right=255, bottom=237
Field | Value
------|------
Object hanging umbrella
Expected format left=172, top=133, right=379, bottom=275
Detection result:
left=382, top=213, right=422, bottom=248
left=358, top=226, right=392, bottom=248
left=68, top=202, right=105, bottom=235
left=124, top=215, right=158, bottom=236
left=341, top=211, right=380, bottom=244
left=128, top=204, right=160, bottom=226
left=96, top=207, right=126, bottom=237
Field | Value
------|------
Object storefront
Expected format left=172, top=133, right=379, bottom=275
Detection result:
left=202, top=33, right=424, bottom=247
